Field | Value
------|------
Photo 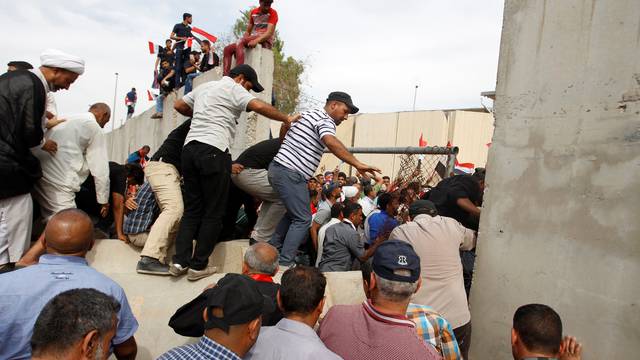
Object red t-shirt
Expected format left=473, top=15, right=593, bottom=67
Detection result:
left=249, top=7, right=278, bottom=46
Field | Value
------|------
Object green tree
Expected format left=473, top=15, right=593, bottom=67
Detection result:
left=229, top=9, right=305, bottom=114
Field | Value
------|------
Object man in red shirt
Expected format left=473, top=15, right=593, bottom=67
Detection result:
left=318, top=240, right=442, bottom=360
left=223, top=0, right=278, bottom=75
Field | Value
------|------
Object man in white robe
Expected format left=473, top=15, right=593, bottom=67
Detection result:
left=32, top=103, right=111, bottom=220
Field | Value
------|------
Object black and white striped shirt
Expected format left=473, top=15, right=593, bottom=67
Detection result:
left=273, top=108, right=337, bottom=179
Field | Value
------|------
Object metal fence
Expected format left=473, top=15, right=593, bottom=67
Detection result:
left=326, top=146, right=458, bottom=188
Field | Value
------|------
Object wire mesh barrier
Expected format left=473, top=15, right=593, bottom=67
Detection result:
left=323, top=146, right=458, bottom=189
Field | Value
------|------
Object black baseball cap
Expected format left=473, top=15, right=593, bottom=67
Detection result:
left=204, top=274, right=274, bottom=332
left=229, top=64, right=264, bottom=93
left=327, top=91, right=359, bottom=114
left=372, top=240, right=421, bottom=283
left=409, top=200, right=438, bottom=217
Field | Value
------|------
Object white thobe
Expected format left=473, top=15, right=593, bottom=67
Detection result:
left=32, top=112, right=110, bottom=220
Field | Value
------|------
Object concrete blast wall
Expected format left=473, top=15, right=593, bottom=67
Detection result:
left=470, top=1, right=640, bottom=359
left=105, top=47, right=274, bottom=162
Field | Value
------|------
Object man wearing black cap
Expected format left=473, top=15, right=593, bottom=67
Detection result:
left=318, top=240, right=441, bottom=360
left=171, top=64, right=299, bottom=281
left=6, top=61, right=34, bottom=72
left=160, top=273, right=273, bottom=359
left=390, top=199, right=476, bottom=359
left=269, top=91, right=380, bottom=267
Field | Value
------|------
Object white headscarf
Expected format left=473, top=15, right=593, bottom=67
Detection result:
left=342, top=186, right=359, bottom=199
left=40, top=49, right=85, bottom=75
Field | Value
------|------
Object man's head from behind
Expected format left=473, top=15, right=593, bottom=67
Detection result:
left=89, top=103, right=111, bottom=128
left=243, top=242, right=279, bottom=276
left=377, top=192, right=399, bottom=216
left=7, top=61, right=33, bottom=72
left=408, top=200, right=438, bottom=220
left=343, top=202, right=363, bottom=227
left=124, top=163, right=145, bottom=186
left=202, top=274, right=273, bottom=357
left=44, top=209, right=95, bottom=257
left=368, top=240, right=421, bottom=304
left=330, top=202, right=345, bottom=220
left=278, top=266, right=326, bottom=325
left=511, top=304, right=563, bottom=359
left=31, top=289, right=119, bottom=360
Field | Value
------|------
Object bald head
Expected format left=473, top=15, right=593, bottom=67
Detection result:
left=243, top=242, right=279, bottom=276
left=89, top=102, right=111, bottom=128
left=44, top=209, right=94, bottom=256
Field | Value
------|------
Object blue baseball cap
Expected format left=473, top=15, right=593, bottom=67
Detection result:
left=372, top=240, right=421, bottom=283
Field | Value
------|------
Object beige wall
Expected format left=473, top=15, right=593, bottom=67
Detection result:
left=315, top=109, right=494, bottom=177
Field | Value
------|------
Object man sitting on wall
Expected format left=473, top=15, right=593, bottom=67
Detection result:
left=223, top=0, right=278, bottom=75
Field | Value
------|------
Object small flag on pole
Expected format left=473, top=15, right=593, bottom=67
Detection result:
left=148, top=41, right=161, bottom=54
left=418, top=133, right=428, bottom=147
left=147, top=90, right=157, bottom=101
left=454, top=159, right=475, bottom=175
left=446, top=141, right=452, bottom=148
left=192, top=27, right=218, bottom=43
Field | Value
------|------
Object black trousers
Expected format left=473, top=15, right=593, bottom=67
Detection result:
left=453, top=321, right=472, bottom=360
left=173, top=141, right=231, bottom=270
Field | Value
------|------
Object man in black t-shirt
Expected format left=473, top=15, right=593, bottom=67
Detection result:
left=230, top=138, right=285, bottom=244
left=76, top=162, right=144, bottom=242
left=170, top=12, right=193, bottom=86
left=423, top=169, right=485, bottom=297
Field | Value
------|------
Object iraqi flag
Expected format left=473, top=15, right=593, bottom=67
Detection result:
left=454, top=159, right=475, bottom=175
left=192, top=27, right=218, bottom=43
left=147, top=90, right=157, bottom=101
left=148, top=41, right=162, bottom=54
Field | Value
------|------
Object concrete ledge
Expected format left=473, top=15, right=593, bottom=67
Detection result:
left=87, top=239, right=365, bottom=359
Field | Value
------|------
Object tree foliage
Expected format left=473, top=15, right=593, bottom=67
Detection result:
left=230, top=9, right=304, bottom=114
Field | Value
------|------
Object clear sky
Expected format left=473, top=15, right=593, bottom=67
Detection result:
left=0, top=0, right=504, bottom=132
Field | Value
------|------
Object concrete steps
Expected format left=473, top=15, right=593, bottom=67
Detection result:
left=87, top=239, right=365, bottom=359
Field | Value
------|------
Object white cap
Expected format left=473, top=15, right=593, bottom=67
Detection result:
left=40, top=49, right=85, bottom=75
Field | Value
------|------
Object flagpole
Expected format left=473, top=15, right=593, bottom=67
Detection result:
left=412, top=85, right=418, bottom=111
left=112, top=72, right=119, bottom=130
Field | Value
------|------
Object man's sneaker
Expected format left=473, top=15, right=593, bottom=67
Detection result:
left=136, top=256, right=170, bottom=276
left=169, top=263, right=189, bottom=277
left=187, top=266, right=218, bottom=281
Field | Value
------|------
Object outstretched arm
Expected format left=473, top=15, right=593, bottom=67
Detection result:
left=246, top=98, right=300, bottom=125
left=323, top=135, right=381, bottom=177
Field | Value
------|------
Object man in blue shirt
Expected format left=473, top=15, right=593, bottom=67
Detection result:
left=367, top=192, right=400, bottom=244
left=0, top=209, right=138, bottom=359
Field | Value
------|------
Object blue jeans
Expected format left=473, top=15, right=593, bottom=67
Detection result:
left=155, top=94, right=165, bottom=113
left=268, top=162, right=312, bottom=266
left=183, top=73, right=199, bottom=95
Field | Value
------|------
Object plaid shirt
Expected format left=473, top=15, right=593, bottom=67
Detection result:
left=158, top=336, right=241, bottom=360
left=407, top=303, right=461, bottom=360
left=123, top=181, right=158, bottom=234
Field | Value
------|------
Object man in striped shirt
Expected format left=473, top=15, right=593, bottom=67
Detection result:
left=268, top=91, right=380, bottom=266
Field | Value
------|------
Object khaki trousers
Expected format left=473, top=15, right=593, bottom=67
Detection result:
left=142, top=161, right=183, bottom=263
left=232, top=168, right=286, bottom=243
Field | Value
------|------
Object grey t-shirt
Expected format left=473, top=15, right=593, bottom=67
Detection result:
left=318, top=221, right=363, bottom=272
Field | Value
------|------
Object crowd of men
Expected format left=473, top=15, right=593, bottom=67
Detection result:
left=0, top=1, right=585, bottom=358
left=151, top=0, right=276, bottom=120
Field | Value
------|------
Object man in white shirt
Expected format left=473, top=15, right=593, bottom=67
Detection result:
left=171, top=64, right=298, bottom=281
left=32, top=103, right=111, bottom=221
left=358, top=185, right=376, bottom=217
